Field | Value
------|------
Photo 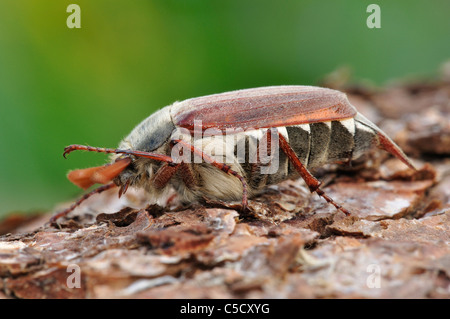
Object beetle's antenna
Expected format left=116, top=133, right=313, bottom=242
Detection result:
left=63, top=144, right=175, bottom=164
left=49, top=182, right=116, bottom=225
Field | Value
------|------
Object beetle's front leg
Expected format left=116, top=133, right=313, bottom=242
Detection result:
left=49, top=182, right=117, bottom=225
left=153, top=162, right=180, bottom=189
left=170, top=139, right=249, bottom=209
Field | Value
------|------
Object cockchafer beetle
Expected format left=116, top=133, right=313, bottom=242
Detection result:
left=50, top=86, right=416, bottom=223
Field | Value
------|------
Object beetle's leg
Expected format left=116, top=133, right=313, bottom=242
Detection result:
left=178, top=162, right=198, bottom=188
left=152, top=144, right=198, bottom=189
left=345, top=149, right=353, bottom=167
left=50, top=182, right=116, bottom=225
left=277, top=133, right=350, bottom=216
left=171, top=139, right=248, bottom=209
left=153, top=162, right=199, bottom=207
left=118, top=180, right=130, bottom=198
left=153, top=163, right=180, bottom=189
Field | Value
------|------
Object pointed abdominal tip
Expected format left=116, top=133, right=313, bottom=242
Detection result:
left=377, top=132, right=417, bottom=170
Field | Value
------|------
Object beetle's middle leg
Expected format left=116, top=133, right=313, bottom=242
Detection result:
left=277, top=132, right=350, bottom=216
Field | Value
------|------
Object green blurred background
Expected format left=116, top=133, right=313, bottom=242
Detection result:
left=0, top=0, right=449, bottom=218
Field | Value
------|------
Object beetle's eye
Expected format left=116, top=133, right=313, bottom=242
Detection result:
left=124, top=160, right=136, bottom=172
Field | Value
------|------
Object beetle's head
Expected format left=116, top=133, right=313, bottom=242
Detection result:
left=110, top=156, right=145, bottom=197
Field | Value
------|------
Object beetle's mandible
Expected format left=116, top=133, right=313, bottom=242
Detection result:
left=50, top=86, right=416, bottom=223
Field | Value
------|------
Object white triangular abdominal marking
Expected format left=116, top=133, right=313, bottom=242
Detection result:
left=339, top=118, right=355, bottom=135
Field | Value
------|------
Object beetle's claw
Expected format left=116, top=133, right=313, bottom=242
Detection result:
left=240, top=197, right=248, bottom=213
left=63, top=146, right=74, bottom=159
left=118, top=181, right=130, bottom=198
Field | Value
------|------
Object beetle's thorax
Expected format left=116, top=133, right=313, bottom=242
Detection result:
left=110, top=105, right=175, bottom=192
left=118, top=105, right=175, bottom=153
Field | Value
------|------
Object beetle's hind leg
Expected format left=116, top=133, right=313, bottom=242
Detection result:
left=277, top=132, right=350, bottom=216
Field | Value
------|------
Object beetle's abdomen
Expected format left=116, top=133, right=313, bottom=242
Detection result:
left=243, top=116, right=378, bottom=188
left=286, top=116, right=377, bottom=171
left=240, top=116, right=379, bottom=190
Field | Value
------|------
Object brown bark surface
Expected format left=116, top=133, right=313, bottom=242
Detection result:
left=1, top=73, right=449, bottom=299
